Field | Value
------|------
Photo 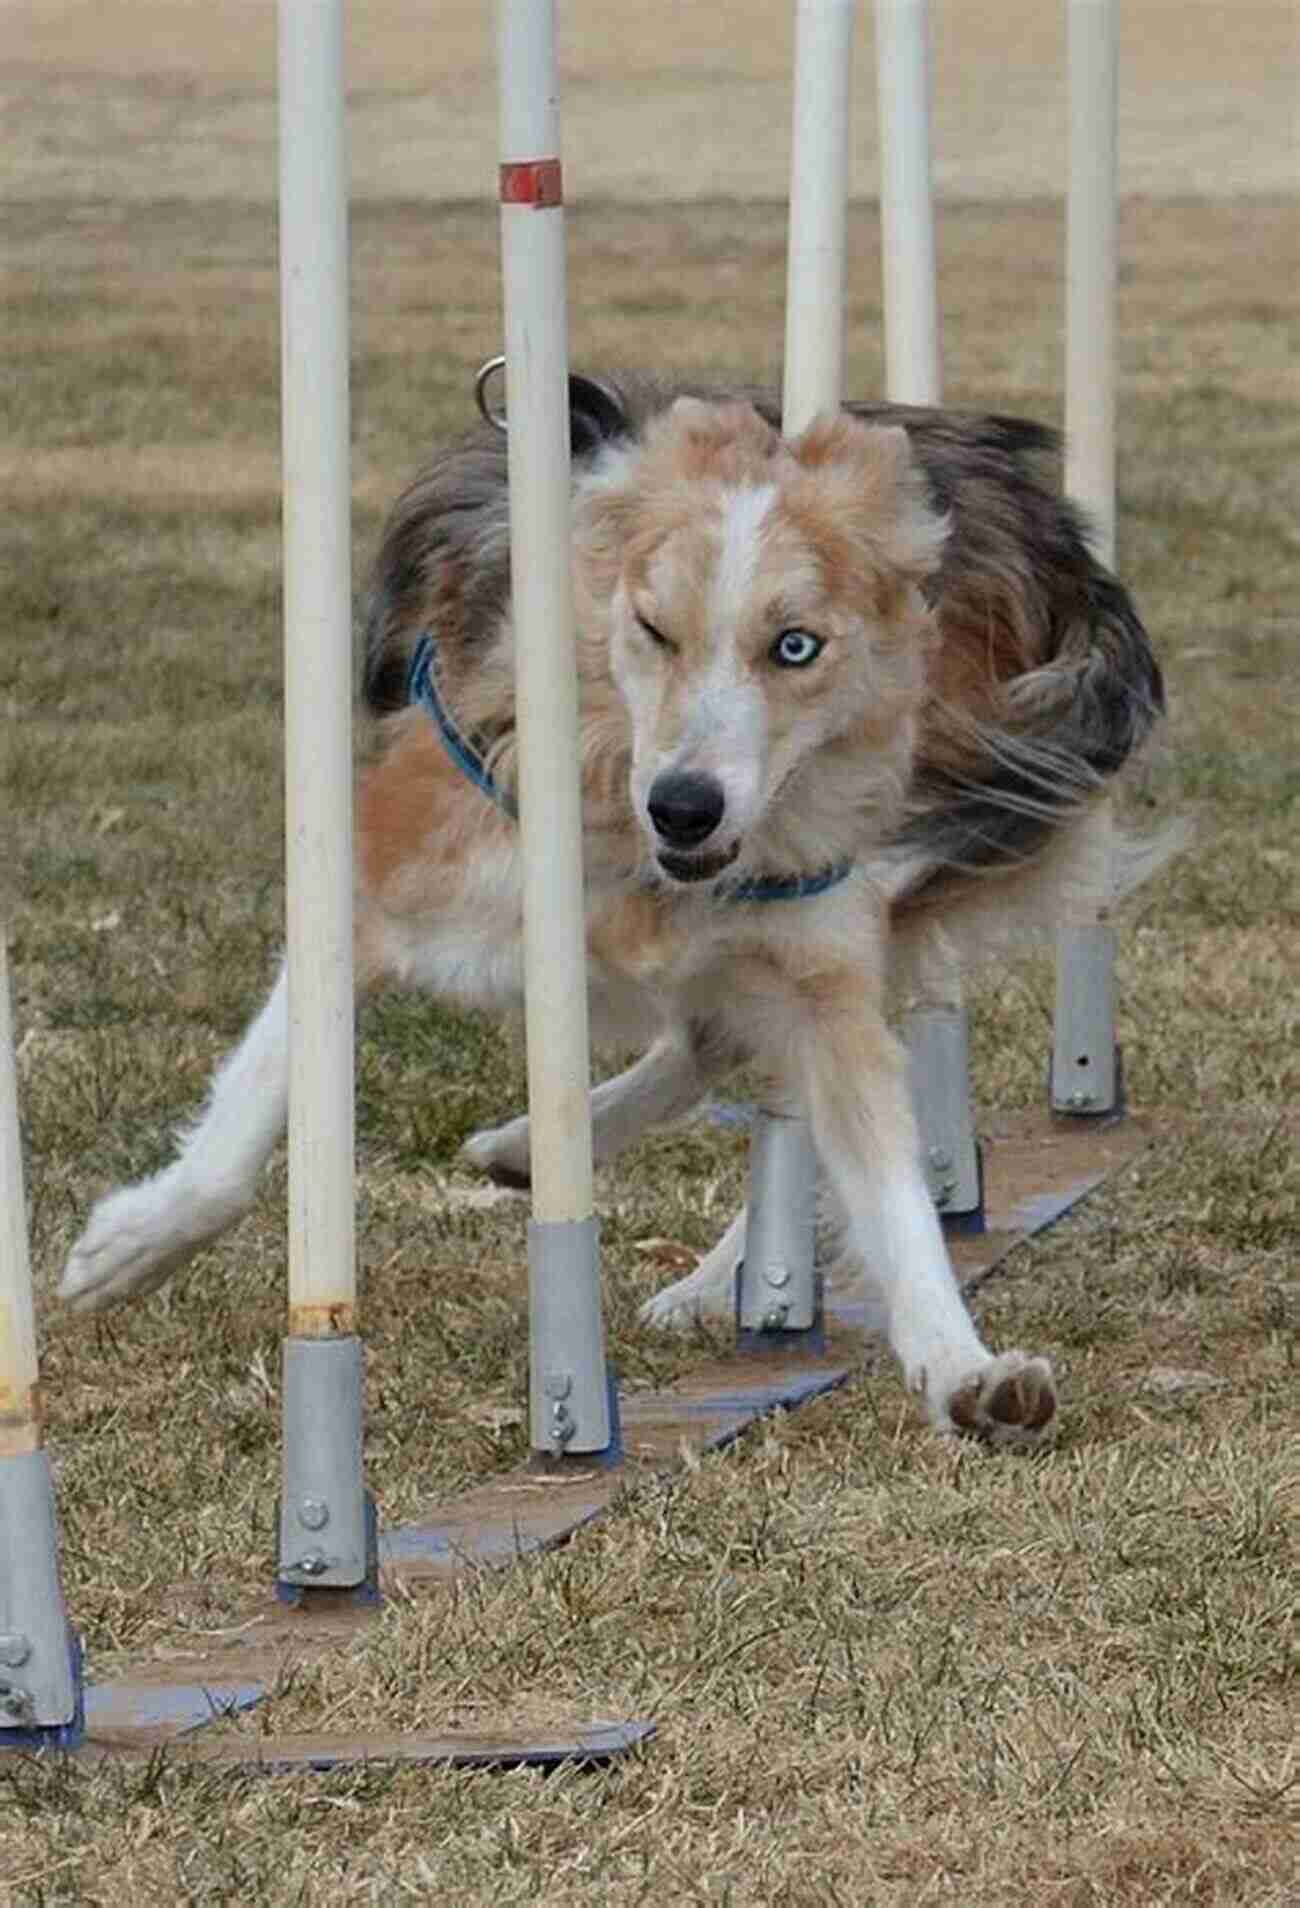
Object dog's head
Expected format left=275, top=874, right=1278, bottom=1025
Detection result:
left=577, top=396, right=948, bottom=885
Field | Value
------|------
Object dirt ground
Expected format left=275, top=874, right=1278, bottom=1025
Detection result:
left=6, top=0, right=1296, bottom=205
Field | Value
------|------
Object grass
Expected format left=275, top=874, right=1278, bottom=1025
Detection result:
left=2, top=172, right=1298, bottom=1907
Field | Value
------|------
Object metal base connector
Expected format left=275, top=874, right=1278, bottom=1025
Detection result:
left=905, top=1002, right=985, bottom=1231
left=275, top=1493, right=380, bottom=1610
left=1051, top=920, right=1122, bottom=1117
left=735, top=1264, right=827, bottom=1356
left=939, top=1142, right=987, bottom=1237
left=735, top=1112, right=824, bottom=1351
left=529, top=1370, right=623, bottom=1476
left=276, top=1335, right=377, bottom=1602
left=0, top=1630, right=85, bottom=1755
left=1051, top=1043, right=1127, bottom=1125
left=0, top=1449, right=84, bottom=1748
left=529, top=1216, right=616, bottom=1458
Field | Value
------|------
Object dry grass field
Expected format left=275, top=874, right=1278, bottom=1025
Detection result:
left=3, top=4, right=1298, bottom=1902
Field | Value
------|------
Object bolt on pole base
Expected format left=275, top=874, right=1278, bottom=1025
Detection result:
left=528, top=1218, right=619, bottom=1462
left=1051, top=1047, right=1127, bottom=1125
left=1050, top=921, right=1124, bottom=1119
left=0, top=1631, right=84, bottom=1755
left=735, top=1267, right=827, bottom=1357
left=905, top=1003, right=986, bottom=1231
left=275, top=1335, right=378, bottom=1606
left=0, top=1449, right=85, bottom=1750
left=529, top=1372, right=624, bottom=1479
left=735, top=1113, right=825, bottom=1354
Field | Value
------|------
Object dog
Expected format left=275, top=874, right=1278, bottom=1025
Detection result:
left=59, top=372, right=1169, bottom=1444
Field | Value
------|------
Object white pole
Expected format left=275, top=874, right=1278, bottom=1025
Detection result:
left=1053, top=0, right=1120, bottom=1116
left=0, top=929, right=80, bottom=1736
left=783, top=0, right=856, bottom=431
left=739, top=0, right=857, bottom=1344
left=875, top=0, right=983, bottom=1217
left=280, top=0, right=355, bottom=1332
left=0, top=933, right=39, bottom=1463
left=1065, top=0, right=1118, bottom=568
left=497, top=0, right=593, bottom=1227
left=496, top=0, right=610, bottom=1454
left=875, top=0, right=941, bottom=406
left=275, top=0, right=370, bottom=1590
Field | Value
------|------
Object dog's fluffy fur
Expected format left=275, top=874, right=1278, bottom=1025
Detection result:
left=61, top=375, right=1170, bottom=1443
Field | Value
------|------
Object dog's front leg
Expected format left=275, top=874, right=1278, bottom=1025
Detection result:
left=60, top=958, right=294, bottom=1311
left=60, top=894, right=394, bottom=1311
left=794, top=975, right=1057, bottom=1444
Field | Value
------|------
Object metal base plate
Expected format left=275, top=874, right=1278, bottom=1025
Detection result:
left=949, top=1104, right=1145, bottom=1283
left=75, top=1624, right=654, bottom=1771
left=828, top=1109, right=1148, bottom=1329
left=79, top=1664, right=652, bottom=1771
left=181, top=1720, right=655, bottom=1773
left=64, top=1108, right=1148, bottom=1771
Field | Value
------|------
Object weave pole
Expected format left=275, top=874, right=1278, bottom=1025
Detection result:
left=496, top=0, right=614, bottom=1459
left=875, top=0, right=940, bottom=405
left=735, top=0, right=856, bottom=1350
left=876, top=0, right=984, bottom=1226
left=1052, top=0, right=1121, bottom=1117
left=275, top=0, right=373, bottom=1596
left=782, top=0, right=856, bottom=430
left=0, top=929, right=83, bottom=1750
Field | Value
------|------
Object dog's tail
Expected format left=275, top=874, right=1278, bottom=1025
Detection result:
left=883, top=622, right=1184, bottom=985
left=896, top=577, right=1164, bottom=886
left=870, top=400, right=1173, bottom=927
left=869, top=410, right=1181, bottom=966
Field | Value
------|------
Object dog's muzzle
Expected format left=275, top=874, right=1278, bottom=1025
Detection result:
left=646, top=771, right=739, bottom=883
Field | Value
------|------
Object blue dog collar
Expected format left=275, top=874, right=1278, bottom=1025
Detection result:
left=407, top=630, right=853, bottom=904
left=717, top=860, right=854, bottom=903
left=406, top=632, right=517, bottom=819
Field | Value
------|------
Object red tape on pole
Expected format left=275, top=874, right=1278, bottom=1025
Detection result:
left=499, top=159, right=564, bottom=207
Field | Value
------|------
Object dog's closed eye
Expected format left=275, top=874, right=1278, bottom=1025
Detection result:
left=636, top=612, right=677, bottom=652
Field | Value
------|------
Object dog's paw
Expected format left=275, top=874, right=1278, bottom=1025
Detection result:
left=59, top=1176, right=214, bottom=1312
left=638, top=1276, right=699, bottom=1330
left=638, top=1260, right=735, bottom=1331
left=941, top=1350, right=1058, bottom=1448
left=638, top=1278, right=708, bottom=1330
left=459, top=1122, right=531, bottom=1190
left=639, top=1212, right=748, bottom=1331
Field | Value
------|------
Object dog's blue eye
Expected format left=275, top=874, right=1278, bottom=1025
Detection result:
left=770, top=629, right=823, bottom=668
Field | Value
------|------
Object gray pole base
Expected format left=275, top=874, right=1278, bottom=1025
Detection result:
left=276, top=1335, right=377, bottom=1601
left=529, top=1215, right=614, bottom=1458
left=905, top=1003, right=985, bottom=1229
left=735, top=1112, right=823, bottom=1348
left=0, top=1448, right=84, bottom=1746
left=1051, top=921, right=1122, bottom=1117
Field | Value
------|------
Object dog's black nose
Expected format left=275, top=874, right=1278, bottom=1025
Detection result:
left=647, top=771, right=726, bottom=848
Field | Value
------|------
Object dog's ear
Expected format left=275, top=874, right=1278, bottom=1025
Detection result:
left=660, top=395, right=782, bottom=471
left=793, top=413, right=913, bottom=477
left=569, top=375, right=631, bottom=457
left=792, top=417, right=947, bottom=589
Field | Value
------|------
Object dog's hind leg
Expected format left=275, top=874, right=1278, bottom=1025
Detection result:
left=60, top=959, right=293, bottom=1311
left=794, top=974, right=1057, bottom=1446
left=462, top=1026, right=712, bottom=1189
